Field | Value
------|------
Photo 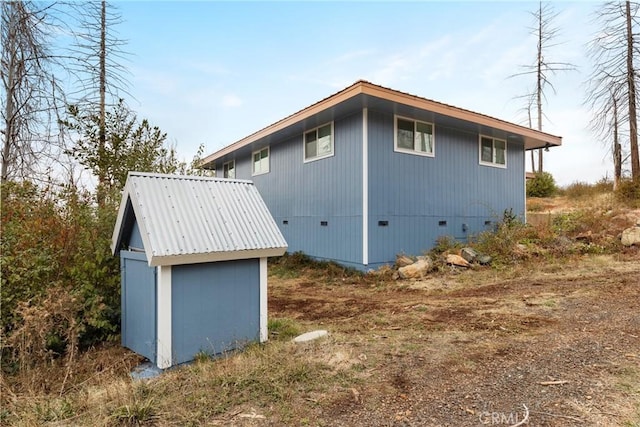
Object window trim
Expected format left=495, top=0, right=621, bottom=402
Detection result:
left=303, top=121, right=334, bottom=163
left=393, top=115, right=435, bottom=157
left=252, top=146, right=270, bottom=176
left=222, top=159, right=235, bottom=178
left=478, top=135, right=507, bottom=168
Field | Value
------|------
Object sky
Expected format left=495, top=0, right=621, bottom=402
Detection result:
left=114, top=1, right=616, bottom=186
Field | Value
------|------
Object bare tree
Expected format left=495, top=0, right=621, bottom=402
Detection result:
left=1, top=1, right=64, bottom=183
left=511, top=1, right=576, bottom=173
left=65, top=0, right=131, bottom=201
left=586, top=1, right=639, bottom=180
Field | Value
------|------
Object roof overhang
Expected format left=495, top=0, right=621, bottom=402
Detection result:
left=201, top=80, right=562, bottom=168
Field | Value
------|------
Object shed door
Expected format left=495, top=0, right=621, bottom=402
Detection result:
left=121, top=250, right=156, bottom=362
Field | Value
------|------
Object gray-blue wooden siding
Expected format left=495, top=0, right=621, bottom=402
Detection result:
left=121, top=219, right=261, bottom=366
left=223, top=109, right=525, bottom=269
left=171, top=259, right=260, bottom=365
left=121, top=250, right=156, bottom=363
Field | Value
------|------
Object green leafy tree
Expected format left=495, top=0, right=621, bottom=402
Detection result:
left=62, top=99, right=181, bottom=199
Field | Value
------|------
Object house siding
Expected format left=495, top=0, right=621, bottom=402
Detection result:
left=217, top=108, right=525, bottom=270
left=237, top=112, right=364, bottom=268
left=171, top=259, right=260, bottom=365
left=367, top=109, right=525, bottom=267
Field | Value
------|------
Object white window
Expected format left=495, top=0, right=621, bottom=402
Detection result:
left=479, top=136, right=507, bottom=167
left=252, top=147, right=270, bottom=176
left=304, top=122, right=334, bottom=162
left=222, top=160, right=235, bottom=178
left=394, top=116, right=435, bottom=157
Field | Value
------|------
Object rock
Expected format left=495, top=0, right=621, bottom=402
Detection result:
left=461, top=247, right=478, bottom=263
left=445, top=254, right=471, bottom=268
left=621, top=226, right=640, bottom=246
left=293, top=330, right=328, bottom=343
left=396, top=254, right=415, bottom=268
left=398, top=258, right=433, bottom=279
left=477, top=254, right=492, bottom=265
left=575, top=231, right=593, bottom=242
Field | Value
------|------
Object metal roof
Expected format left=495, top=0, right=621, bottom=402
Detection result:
left=201, top=80, right=562, bottom=168
left=111, top=172, right=288, bottom=266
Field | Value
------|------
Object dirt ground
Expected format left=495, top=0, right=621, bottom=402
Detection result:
left=267, top=254, right=640, bottom=426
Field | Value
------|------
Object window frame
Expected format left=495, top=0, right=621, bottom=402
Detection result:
left=222, top=159, right=235, bottom=178
left=478, top=135, right=507, bottom=168
left=303, top=122, right=334, bottom=163
left=252, top=146, right=270, bottom=176
left=393, top=115, right=435, bottom=157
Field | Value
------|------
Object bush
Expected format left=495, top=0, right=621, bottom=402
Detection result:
left=526, top=172, right=557, bottom=197
left=560, top=178, right=613, bottom=199
left=616, top=178, right=640, bottom=208
left=1, top=181, right=121, bottom=375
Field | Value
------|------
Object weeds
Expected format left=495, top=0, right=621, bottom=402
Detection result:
left=268, top=317, right=301, bottom=340
left=270, top=251, right=363, bottom=283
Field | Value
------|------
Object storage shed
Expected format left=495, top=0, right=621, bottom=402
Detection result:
left=111, top=172, right=287, bottom=369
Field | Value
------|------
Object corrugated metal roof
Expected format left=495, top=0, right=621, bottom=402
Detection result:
left=111, top=172, right=288, bottom=266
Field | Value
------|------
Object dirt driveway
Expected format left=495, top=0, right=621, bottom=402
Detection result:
left=268, top=254, right=640, bottom=426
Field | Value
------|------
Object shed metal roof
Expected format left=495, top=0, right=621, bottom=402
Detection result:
left=111, top=172, right=288, bottom=266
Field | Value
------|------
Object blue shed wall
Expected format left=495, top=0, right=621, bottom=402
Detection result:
left=129, top=219, right=144, bottom=249
left=235, top=113, right=364, bottom=268
left=171, top=258, right=260, bottom=365
left=366, top=110, right=525, bottom=266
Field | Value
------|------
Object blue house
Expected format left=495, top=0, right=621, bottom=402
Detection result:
left=111, top=172, right=287, bottom=368
left=201, top=81, right=561, bottom=270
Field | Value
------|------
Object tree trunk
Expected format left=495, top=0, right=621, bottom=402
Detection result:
left=614, top=99, right=621, bottom=190
left=97, top=0, right=107, bottom=202
left=536, top=1, right=544, bottom=173
left=625, top=1, right=639, bottom=179
left=2, top=19, right=15, bottom=183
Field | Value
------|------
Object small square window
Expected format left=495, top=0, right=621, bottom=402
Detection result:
left=252, top=147, right=269, bottom=176
left=479, top=136, right=507, bottom=167
left=304, top=122, right=334, bottom=162
left=394, top=116, right=434, bottom=157
left=222, top=160, right=235, bottom=178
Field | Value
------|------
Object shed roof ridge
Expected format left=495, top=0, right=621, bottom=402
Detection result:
left=127, top=171, right=253, bottom=184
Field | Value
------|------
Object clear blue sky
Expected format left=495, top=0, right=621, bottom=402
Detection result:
left=116, top=1, right=609, bottom=186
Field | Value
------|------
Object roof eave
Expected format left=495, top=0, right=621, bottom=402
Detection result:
left=200, top=80, right=563, bottom=168
left=148, top=246, right=289, bottom=267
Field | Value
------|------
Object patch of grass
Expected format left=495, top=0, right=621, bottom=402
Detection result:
left=270, top=251, right=363, bottom=283
left=559, top=179, right=613, bottom=199
left=111, top=398, right=157, bottom=426
left=616, top=178, right=640, bottom=208
left=268, top=317, right=301, bottom=340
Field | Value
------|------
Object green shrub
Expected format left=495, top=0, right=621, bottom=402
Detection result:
left=526, top=172, right=557, bottom=197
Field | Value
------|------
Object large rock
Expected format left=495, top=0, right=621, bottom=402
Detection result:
left=621, top=226, right=640, bottom=246
left=396, top=254, right=415, bottom=268
left=398, top=258, right=433, bottom=279
left=445, top=254, right=471, bottom=268
left=461, top=247, right=478, bottom=263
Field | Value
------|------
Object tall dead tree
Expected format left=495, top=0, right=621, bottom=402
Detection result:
left=586, top=1, right=639, bottom=180
left=66, top=0, right=130, bottom=201
left=1, top=1, right=63, bottom=183
left=511, top=2, right=575, bottom=173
